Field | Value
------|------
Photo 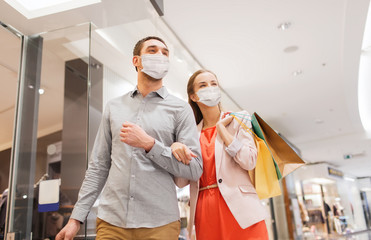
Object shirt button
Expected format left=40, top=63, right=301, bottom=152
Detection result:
left=218, top=179, right=222, bottom=183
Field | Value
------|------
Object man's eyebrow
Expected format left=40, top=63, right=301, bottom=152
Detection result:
left=146, top=45, right=169, bottom=52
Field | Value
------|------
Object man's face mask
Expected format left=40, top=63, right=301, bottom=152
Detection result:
left=140, top=54, right=169, bottom=80
left=196, top=86, right=221, bottom=107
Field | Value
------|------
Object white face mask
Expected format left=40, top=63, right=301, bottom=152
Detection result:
left=140, top=54, right=169, bottom=80
left=196, top=86, right=221, bottom=107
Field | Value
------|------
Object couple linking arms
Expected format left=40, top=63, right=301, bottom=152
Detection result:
left=56, top=36, right=268, bottom=240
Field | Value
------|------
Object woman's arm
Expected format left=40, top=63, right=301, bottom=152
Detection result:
left=216, top=116, right=234, bottom=146
left=217, top=112, right=257, bottom=171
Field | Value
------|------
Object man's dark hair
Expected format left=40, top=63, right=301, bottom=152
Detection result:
left=133, top=36, right=167, bottom=56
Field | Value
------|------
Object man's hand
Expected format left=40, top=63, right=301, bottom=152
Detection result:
left=55, top=219, right=81, bottom=240
left=171, top=142, right=197, bottom=165
left=120, top=121, right=155, bottom=152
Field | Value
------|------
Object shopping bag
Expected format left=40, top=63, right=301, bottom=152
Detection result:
left=252, top=113, right=305, bottom=178
left=251, top=114, right=282, bottom=180
left=231, top=115, right=282, bottom=199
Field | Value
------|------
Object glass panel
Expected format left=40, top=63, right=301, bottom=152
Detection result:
left=291, top=164, right=369, bottom=239
left=0, top=23, right=22, bottom=239
left=6, top=23, right=92, bottom=240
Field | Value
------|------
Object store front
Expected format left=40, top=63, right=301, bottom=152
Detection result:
left=291, top=163, right=368, bottom=239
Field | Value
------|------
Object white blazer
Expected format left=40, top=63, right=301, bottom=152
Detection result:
left=175, top=111, right=267, bottom=237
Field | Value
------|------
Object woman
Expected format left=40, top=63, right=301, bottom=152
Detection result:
left=173, top=70, right=268, bottom=240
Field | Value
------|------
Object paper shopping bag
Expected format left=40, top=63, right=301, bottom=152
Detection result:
left=252, top=113, right=305, bottom=178
left=250, top=135, right=282, bottom=199
left=231, top=115, right=281, bottom=199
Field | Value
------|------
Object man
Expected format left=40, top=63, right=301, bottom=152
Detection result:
left=56, top=36, right=203, bottom=240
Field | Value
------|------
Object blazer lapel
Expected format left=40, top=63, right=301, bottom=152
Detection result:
left=215, top=131, right=223, bottom=177
left=215, top=112, right=224, bottom=177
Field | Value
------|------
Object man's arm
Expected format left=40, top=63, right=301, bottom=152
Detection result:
left=145, top=104, right=203, bottom=181
left=71, top=106, right=112, bottom=222
left=120, top=104, right=202, bottom=181
left=56, top=106, right=112, bottom=239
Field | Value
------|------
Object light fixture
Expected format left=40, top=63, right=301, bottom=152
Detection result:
left=358, top=0, right=371, bottom=134
left=344, top=177, right=355, bottom=182
left=314, top=119, right=324, bottom=124
left=5, top=0, right=101, bottom=19
left=278, top=22, right=292, bottom=30
left=284, top=46, right=299, bottom=53
left=305, top=178, right=335, bottom=185
left=38, top=88, right=45, bottom=95
left=292, top=70, right=303, bottom=76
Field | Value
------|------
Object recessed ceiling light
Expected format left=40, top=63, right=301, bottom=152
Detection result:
left=278, top=22, right=292, bottom=30
left=5, top=0, right=101, bottom=19
left=39, top=88, right=45, bottom=95
left=292, top=70, right=303, bottom=76
left=284, top=46, right=299, bottom=53
left=314, top=119, right=324, bottom=124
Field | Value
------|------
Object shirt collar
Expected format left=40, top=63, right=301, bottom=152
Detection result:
left=130, top=86, right=169, bottom=99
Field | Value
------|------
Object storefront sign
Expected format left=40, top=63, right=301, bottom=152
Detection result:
left=328, top=167, right=344, bottom=178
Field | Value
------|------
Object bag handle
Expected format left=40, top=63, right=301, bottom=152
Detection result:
left=231, top=114, right=257, bottom=139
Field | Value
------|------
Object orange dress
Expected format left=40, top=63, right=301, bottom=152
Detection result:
left=195, top=126, right=268, bottom=240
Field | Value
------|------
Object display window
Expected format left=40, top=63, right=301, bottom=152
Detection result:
left=292, top=164, right=368, bottom=239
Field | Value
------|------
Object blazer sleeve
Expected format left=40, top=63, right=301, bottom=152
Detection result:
left=224, top=110, right=257, bottom=171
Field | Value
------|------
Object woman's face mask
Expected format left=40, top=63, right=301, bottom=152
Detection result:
left=140, top=54, right=169, bottom=80
left=196, top=86, right=221, bottom=107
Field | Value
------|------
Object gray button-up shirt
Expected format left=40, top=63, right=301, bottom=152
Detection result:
left=70, top=86, right=203, bottom=228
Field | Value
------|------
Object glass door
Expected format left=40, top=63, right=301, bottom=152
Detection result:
left=0, top=22, right=23, bottom=240
left=5, top=23, right=92, bottom=240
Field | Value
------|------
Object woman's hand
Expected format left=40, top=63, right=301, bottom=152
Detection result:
left=216, top=115, right=234, bottom=146
left=218, top=115, right=233, bottom=127
left=171, top=142, right=197, bottom=165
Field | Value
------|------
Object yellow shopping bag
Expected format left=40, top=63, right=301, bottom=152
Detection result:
left=231, top=115, right=282, bottom=199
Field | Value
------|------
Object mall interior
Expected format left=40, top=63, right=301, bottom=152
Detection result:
left=0, top=0, right=371, bottom=239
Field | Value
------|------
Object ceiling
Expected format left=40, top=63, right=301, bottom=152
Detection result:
left=0, top=0, right=370, bottom=177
